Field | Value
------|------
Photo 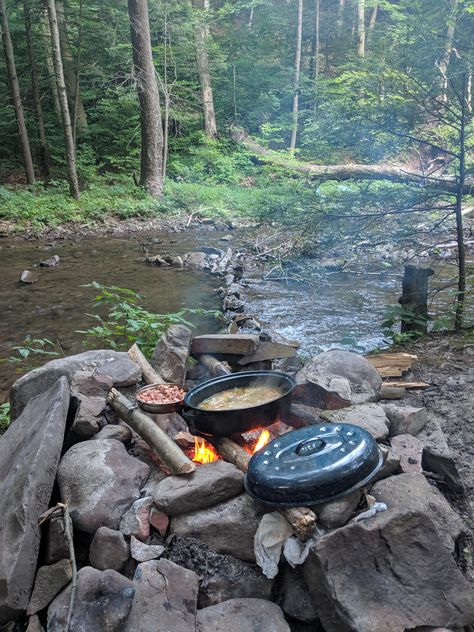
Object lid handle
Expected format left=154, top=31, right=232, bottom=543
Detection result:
left=295, top=438, right=326, bottom=456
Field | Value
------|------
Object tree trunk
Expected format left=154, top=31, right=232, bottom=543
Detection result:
left=40, top=8, right=62, bottom=123
left=366, top=0, right=378, bottom=48
left=0, top=0, right=35, bottom=185
left=438, top=0, right=458, bottom=102
left=357, top=0, right=365, bottom=57
left=454, top=76, right=467, bottom=331
left=56, top=0, right=87, bottom=136
left=336, top=0, right=345, bottom=34
left=398, top=266, right=434, bottom=334
left=128, top=0, right=164, bottom=197
left=234, top=129, right=474, bottom=194
left=310, top=0, right=320, bottom=80
left=23, top=0, right=50, bottom=177
left=289, top=0, right=303, bottom=151
left=192, top=0, right=218, bottom=139
left=44, top=0, right=80, bottom=199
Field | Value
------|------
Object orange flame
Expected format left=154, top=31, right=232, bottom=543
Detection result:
left=253, top=429, right=271, bottom=454
left=193, top=436, right=219, bottom=464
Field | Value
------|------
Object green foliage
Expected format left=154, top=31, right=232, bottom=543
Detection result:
left=0, top=402, right=10, bottom=434
left=78, top=282, right=220, bottom=357
left=9, top=336, right=60, bottom=370
left=381, top=306, right=428, bottom=344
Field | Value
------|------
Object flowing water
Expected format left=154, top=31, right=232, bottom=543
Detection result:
left=0, top=229, right=468, bottom=401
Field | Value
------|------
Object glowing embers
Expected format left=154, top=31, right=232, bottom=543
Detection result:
left=191, top=427, right=272, bottom=464
left=192, top=436, right=220, bottom=464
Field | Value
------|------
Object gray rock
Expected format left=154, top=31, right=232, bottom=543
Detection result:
left=57, top=439, right=149, bottom=533
left=89, top=527, right=130, bottom=571
left=185, top=251, right=207, bottom=269
left=9, top=349, right=126, bottom=419
left=119, top=496, right=152, bottom=541
left=25, top=615, right=44, bottom=632
left=70, top=370, right=113, bottom=398
left=151, top=411, right=188, bottom=439
left=383, top=403, right=428, bottom=436
left=19, top=270, right=39, bottom=284
left=318, top=490, right=361, bottom=529
left=70, top=394, right=106, bottom=438
left=171, top=256, right=184, bottom=267
left=47, top=567, right=134, bottom=632
left=96, top=356, right=141, bottom=387
left=371, top=445, right=401, bottom=482
left=44, top=516, right=69, bottom=565
left=320, top=403, right=389, bottom=441
left=92, top=424, right=132, bottom=443
left=153, top=461, right=244, bottom=516
left=130, top=536, right=165, bottom=562
left=124, top=559, right=198, bottom=632
left=39, top=255, right=60, bottom=267
left=196, top=598, right=290, bottom=632
left=171, top=493, right=266, bottom=561
left=390, top=434, right=423, bottom=473
left=303, top=509, right=474, bottom=632
left=295, top=350, right=382, bottom=409
left=0, top=378, right=70, bottom=624
left=27, top=560, right=72, bottom=615
left=280, top=566, right=318, bottom=623
left=149, top=506, right=169, bottom=536
left=417, top=415, right=464, bottom=494
left=151, top=324, right=192, bottom=385
left=371, top=473, right=465, bottom=552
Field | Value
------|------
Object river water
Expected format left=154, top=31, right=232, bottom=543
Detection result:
left=0, top=229, right=467, bottom=401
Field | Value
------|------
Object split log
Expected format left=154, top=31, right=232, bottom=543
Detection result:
left=199, top=354, right=231, bottom=377
left=128, top=343, right=164, bottom=385
left=365, top=352, right=417, bottom=378
left=211, top=436, right=317, bottom=541
left=107, top=388, right=195, bottom=475
left=383, top=380, right=430, bottom=389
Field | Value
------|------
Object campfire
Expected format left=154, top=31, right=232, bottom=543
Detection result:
left=191, top=425, right=278, bottom=465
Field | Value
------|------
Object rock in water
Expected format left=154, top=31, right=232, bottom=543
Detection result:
left=57, top=439, right=149, bottom=533
left=0, top=377, right=70, bottom=624
left=152, top=460, right=244, bottom=515
left=48, top=567, right=135, bottom=632
left=303, top=510, right=474, bottom=632
left=39, top=255, right=60, bottom=267
left=196, top=598, right=290, bottom=632
left=295, top=350, right=382, bottom=409
left=19, top=270, right=39, bottom=284
left=123, top=559, right=198, bottom=632
left=151, top=324, right=192, bottom=385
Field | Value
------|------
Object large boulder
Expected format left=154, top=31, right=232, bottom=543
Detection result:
left=196, top=598, right=290, bottom=632
left=171, top=494, right=266, bottom=561
left=295, top=350, right=382, bottom=409
left=151, top=324, right=193, bottom=385
left=0, top=377, right=70, bottom=624
left=371, top=473, right=465, bottom=552
left=123, top=559, right=198, bottom=632
left=57, top=439, right=149, bottom=533
left=47, top=567, right=134, bottom=632
left=9, top=350, right=126, bottom=419
left=303, top=509, right=474, bottom=632
left=152, top=460, right=244, bottom=516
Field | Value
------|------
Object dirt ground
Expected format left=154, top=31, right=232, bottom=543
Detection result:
left=402, top=331, right=474, bottom=581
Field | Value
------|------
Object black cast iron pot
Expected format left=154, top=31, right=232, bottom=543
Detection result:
left=182, top=371, right=295, bottom=437
left=244, top=423, right=383, bottom=507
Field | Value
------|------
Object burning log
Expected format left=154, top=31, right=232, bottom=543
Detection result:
left=210, top=436, right=317, bottom=541
left=107, top=388, right=196, bottom=475
left=128, top=343, right=164, bottom=385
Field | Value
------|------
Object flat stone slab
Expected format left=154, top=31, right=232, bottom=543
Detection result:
left=57, top=439, right=149, bottom=533
left=196, top=598, right=290, bottom=632
left=191, top=334, right=258, bottom=355
left=153, top=460, right=244, bottom=516
left=27, top=559, right=72, bottom=616
left=320, top=403, right=389, bottom=441
left=304, top=509, right=474, bottom=632
left=0, top=377, right=70, bottom=624
left=171, top=493, right=266, bottom=561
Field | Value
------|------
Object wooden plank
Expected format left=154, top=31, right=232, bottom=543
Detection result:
left=383, top=381, right=430, bottom=389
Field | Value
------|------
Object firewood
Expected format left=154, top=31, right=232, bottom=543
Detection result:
left=211, top=436, right=317, bottom=541
left=365, top=352, right=418, bottom=378
left=107, top=388, right=195, bottom=475
left=199, top=354, right=231, bottom=376
left=383, top=381, right=430, bottom=389
left=128, top=343, right=164, bottom=385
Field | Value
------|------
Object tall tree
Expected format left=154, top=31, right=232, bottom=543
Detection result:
left=192, top=0, right=218, bottom=138
left=438, top=0, right=459, bottom=102
left=289, top=0, right=303, bottom=150
left=311, top=0, right=320, bottom=80
left=336, top=0, right=345, bottom=34
left=0, top=0, right=35, bottom=184
left=128, top=0, right=164, bottom=197
left=366, top=0, right=378, bottom=47
left=357, top=0, right=365, bottom=57
left=40, top=7, right=62, bottom=123
left=44, top=0, right=80, bottom=199
left=56, top=0, right=87, bottom=135
left=23, top=0, right=50, bottom=177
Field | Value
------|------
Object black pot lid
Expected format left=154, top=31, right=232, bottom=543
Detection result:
left=244, top=423, right=383, bottom=507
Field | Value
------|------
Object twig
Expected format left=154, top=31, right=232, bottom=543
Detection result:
left=61, top=502, right=77, bottom=632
